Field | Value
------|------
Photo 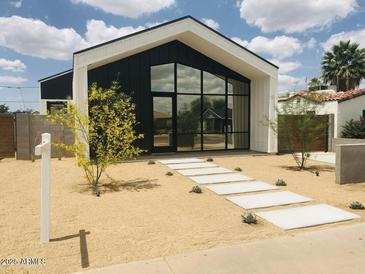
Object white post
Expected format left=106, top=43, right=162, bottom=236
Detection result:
left=35, top=133, right=51, bottom=243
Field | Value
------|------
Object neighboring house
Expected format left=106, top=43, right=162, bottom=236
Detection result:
left=39, top=16, right=278, bottom=154
left=278, top=89, right=365, bottom=139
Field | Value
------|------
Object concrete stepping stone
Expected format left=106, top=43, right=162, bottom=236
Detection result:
left=166, top=162, right=217, bottom=170
left=206, top=181, right=279, bottom=195
left=177, top=167, right=234, bottom=176
left=256, top=204, right=361, bottom=230
left=159, top=158, right=204, bottom=164
left=227, top=191, right=312, bottom=209
left=189, top=173, right=253, bottom=184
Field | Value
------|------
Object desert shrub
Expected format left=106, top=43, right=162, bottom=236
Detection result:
left=49, top=82, right=143, bottom=194
left=341, top=117, right=365, bottom=139
left=207, top=157, right=214, bottom=162
left=190, top=185, right=202, bottom=194
left=148, top=160, right=155, bottom=165
left=268, top=94, right=328, bottom=169
left=234, top=167, right=242, bottom=172
left=275, top=179, right=287, bottom=186
left=165, top=171, right=173, bottom=176
left=349, top=201, right=364, bottom=210
left=242, top=212, right=257, bottom=224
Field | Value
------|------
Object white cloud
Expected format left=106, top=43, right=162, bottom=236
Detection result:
left=306, top=37, right=317, bottom=49
left=278, top=74, right=305, bottom=92
left=0, top=75, right=27, bottom=85
left=231, top=36, right=302, bottom=60
left=0, top=16, right=177, bottom=60
left=145, top=21, right=167, bottom=28
left=247, top=36, right=303, bottom=60
left=85, top=19, right=145, bottom=45
left=70, top=0, right=175, bottom=18
left=231, top=37, right=248, bottom=47
left=0, top=59, right=26, bottom=72
left=9, top=0, right=22, bottom=8
left=270, top=59, right=301, bottom=74
left=239, top=0, right=358, bottom=33
left=201, top=18, right=220, bottom=30
left=321, top=28, right=365, bottom=51
left=0, top=16, right=89, bottom=60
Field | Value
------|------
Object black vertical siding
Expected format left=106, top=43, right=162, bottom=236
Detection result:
left=88, top=40, right=250, bottom=153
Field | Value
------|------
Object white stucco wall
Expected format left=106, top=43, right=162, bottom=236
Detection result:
left=278, top=98, right=339, bottom=137
left=337, top=95, right=365, bottom=137
left=251, top=76, right=277, bottom=153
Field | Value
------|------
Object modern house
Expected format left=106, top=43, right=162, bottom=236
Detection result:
left=39, top=16, right=278, bottom=154
left=278, top=88, right=365, bottom=142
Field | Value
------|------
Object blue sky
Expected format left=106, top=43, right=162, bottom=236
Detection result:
left=1, top=0, right=365, bottom=111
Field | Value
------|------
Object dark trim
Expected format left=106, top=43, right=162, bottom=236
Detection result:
left=38, top=69, right=73, bottom=82
left=73, top=16, right=278, bottom=69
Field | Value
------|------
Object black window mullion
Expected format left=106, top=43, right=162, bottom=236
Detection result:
left=200, top=69, right=203, bottom=151
left=225, top=76, right=228, bottom=149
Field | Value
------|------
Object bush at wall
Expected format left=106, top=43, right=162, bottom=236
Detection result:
left=341, top=117, right=365, bottom=139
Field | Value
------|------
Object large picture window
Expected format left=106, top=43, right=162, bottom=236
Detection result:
left=151, top=63, right=250, bottom=151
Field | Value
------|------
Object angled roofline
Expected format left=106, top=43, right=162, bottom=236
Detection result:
left=73, top=15, right=278, bottom=69
left=38, top=69, right=73, bottom=82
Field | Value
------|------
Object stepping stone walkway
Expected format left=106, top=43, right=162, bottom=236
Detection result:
left=158, top=157, right=360, bottom=230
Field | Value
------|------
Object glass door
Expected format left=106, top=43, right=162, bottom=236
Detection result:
left=152, top=95, right=175, bottom=152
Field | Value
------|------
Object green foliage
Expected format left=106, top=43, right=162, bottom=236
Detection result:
left=308, top=77, right=322, bottom=91
left=166, top=171, right=173, bottom=176
left=190, top=185, right=202, bottom=194
left=0, top=104, right=10, bottom=113
left=207, top=157, right=214, bottom=162
left=49, top=82, right=143, bottom=192
left=268, top=94, right=328, bottom=169
left=349, top=201, right=364, bottom=210
left=148, top=160, right=156, bottom=165
left=234, top=167, right=242, bottom=172
left=321, top=40, right=365, bottom=91
left=341, top=117, right=365, bottom=139
left=275, top=179, right=287, bottom=186
left=242, top=212, right=257, bottom=224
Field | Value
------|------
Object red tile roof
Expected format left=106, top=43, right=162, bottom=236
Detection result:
left=278, top=88, right=365, bottom=103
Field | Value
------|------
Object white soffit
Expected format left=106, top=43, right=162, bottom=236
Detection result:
left=73, top=18, right=277, bottom=79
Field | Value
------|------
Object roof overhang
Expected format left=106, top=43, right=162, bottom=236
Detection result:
left=73, top=16, right=278, bottom=80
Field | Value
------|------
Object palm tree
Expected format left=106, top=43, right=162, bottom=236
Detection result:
left=321, top=40, right=365, bottom=91
left=308, top=77, right=322, bottom=91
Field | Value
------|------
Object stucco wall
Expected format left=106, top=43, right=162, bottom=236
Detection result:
left=336, top=143, right=365, bottom=184
left=337, top=95, right=365, bottom=137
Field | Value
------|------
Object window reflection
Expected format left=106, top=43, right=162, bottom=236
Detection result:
left=203, top=96, right=226, bottom=133
left=227, top=96, right=249, bottom=132
left=177, top=95, right=201, bottom=133
left=203, top=71, right=225, bottom=94
left=151, top=64, right=174, bottom=92
left=177, top=64, right=200, bottom=93
left=153, top=97, right=173, bottom=147
left=228, top=78, right=249, bottom=95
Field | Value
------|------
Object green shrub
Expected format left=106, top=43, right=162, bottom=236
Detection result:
left=242, top=212, right=257, bottom=224
left=341, top=117, right=365, bottom=139
left=207, top=157, right=214, bottom=162
left=275, top=179, right=287, bottom=186
left=349, top=201, right=364, bottom=210
left=234, top=167, right=242, bottom=172
left=148, top=160, right=155, bottom=165
left=166, top=171, right=173, bottom=176
left=190, top=185, right=202, bottom=194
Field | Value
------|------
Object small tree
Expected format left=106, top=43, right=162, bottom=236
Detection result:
left=49, top=82, right=143, bottom=192
left=341, top=117, right=365, bottom=139
left=269, top=94, right=328, bottom=169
